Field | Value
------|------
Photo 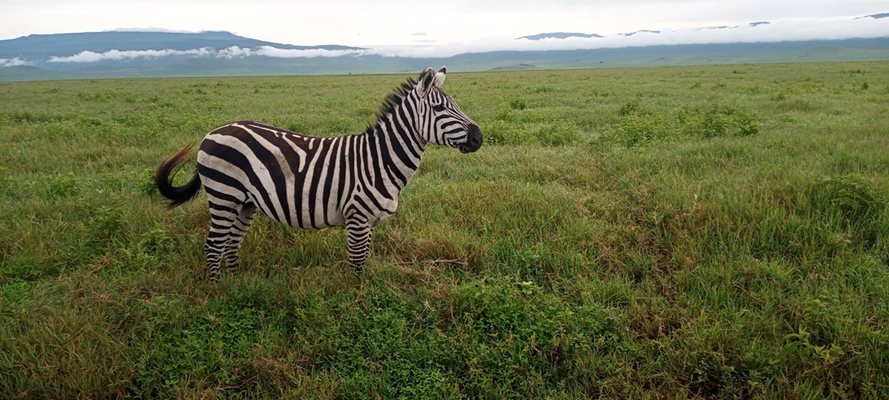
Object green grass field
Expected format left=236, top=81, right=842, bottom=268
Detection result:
left=1, top=62, right=888, bottom=399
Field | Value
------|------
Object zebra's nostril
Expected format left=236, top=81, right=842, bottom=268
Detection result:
left=461, top=124, right=483, bottom=153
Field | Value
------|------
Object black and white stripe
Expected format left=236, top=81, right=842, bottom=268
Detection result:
left=155, top=67, right=482, bottom=281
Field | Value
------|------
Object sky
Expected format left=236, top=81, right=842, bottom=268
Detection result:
left=2, top=0, right=888, bottom=57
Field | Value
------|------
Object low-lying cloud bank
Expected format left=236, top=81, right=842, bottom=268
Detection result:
left=49, top=48, right=213, bottom=63
left=220, top=46, right=368, bottom=59
left=48, top=46, right=368, bottom=63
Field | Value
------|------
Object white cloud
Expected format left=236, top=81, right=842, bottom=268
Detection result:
left=45, top=45, right=370, bottom=63
left=254, top=46, right=367, bottom=58
left=0, top=57, right=31, bottom=66
left=48, top=48, right=212, bottom=62
left=217, top=46, right=368, bottom=59
left=216, top=46, right=253, bottom=59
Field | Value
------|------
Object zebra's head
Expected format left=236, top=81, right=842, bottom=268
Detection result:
left=415, top=67, right=483, bottom=153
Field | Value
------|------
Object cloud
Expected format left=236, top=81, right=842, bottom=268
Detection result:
left=366, top=16, right=889, bottom=58
left=217, top=46, right=368, bottom=59
left=46, top=46, right=367, bottom=63
left=254, top=46, right=367, bottom=58
left=0, top=57, right=31, bottom=67
left=216, top=46, right=253, bottom=59
left=48, top=48, right=212, bottom=62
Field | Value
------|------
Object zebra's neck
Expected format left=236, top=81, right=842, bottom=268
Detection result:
left=362, top=103, right=426, bottom=196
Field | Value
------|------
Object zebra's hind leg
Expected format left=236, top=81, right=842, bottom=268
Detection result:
left=204, top=202, right=244, bottom=282
left=222, top=203, right=257, bottom=274
left=345, top=215, right=374, bottom=274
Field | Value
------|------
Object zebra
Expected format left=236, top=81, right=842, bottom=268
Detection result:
left=155, top=67, right=482, bottom=281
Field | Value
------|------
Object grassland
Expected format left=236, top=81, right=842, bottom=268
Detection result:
left=1, top=62, right=888, bottom=399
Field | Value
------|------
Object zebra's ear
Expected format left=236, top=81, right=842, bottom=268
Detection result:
left=417, top=67, right=436, bottom=97
left=434, top=66, right=446, bottom=87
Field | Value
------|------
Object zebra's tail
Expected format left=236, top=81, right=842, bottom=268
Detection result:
left=155, top=144, right=202, bottom=208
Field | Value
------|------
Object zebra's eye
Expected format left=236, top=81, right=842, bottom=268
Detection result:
left=432, top=104, right=447, bottom=112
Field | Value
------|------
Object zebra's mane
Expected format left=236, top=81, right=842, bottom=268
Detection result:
left=365, top=77, right=418, bottom=135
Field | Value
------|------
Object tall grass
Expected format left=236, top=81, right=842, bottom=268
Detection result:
left=1, top=62, right=888, bottom=398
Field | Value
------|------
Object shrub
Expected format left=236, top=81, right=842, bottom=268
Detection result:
left=128, top=305, right=261, bottom=397
left=606, top=102, right=758, bottom=147
left=445, top=277, right=625, bottom=396
left=677, top=105, right=759, bottom=138
left=486, top=119, right=580, bottom=146
left=617, top=100, right=643, bottom=116
left=485, top=120, right=533, bottom=145
left=46, top=173, right=79, bottom=199
left=612, top=111, right=673, bottom=147
left=807, top=175, right=885, bottom=245
left=533, top=120, right=581, bottom=146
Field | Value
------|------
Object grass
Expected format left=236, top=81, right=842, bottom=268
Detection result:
left=1, top=62, right=888, bottom=398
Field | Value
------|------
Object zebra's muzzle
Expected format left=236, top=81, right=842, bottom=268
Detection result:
left=459, top=124, right=483, bottom=153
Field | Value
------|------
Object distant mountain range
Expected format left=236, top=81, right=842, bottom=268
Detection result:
left=619, top=30, right=662, bottom=37
left=860, top=13, right=889, bottom=19
left=1, top=14, right=888, bottom=81
left=518, top=32, right=604, bottom=40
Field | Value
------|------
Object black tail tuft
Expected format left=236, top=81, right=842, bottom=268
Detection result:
left=155, top=144, right=202, bottom=208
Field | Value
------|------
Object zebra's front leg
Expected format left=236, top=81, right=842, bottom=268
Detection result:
left=345, top=219, right=374, bottom=274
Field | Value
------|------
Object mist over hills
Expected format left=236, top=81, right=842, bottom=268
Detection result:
left=1, top=14, right=888, bottom=81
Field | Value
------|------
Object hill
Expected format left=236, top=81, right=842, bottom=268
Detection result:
left=1, top=29, right=889, bottom=80
left=0, top=30, right=361, bottom=60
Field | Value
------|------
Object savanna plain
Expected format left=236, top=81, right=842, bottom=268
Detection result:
left=1, top=62, right=888, bottom=399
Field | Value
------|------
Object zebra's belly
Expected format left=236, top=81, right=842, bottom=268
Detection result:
left=256, top=206, right=347, bottom=230
left=281, top=198, right=347, bottom=229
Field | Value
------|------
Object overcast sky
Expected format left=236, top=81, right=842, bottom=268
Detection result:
left=2, top=0, right=887, bottom=51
